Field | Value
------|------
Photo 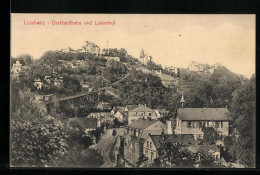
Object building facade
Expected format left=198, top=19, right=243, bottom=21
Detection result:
left=127, top=105, right=158, bottom=125
left=124, top=118, right=166, bottom=166
left=174, top=108, right=230, bottom=139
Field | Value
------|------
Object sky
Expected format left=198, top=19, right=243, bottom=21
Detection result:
left=11, top=14, right=255, bottom=78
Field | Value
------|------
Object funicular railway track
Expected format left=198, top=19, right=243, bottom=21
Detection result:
left=45, top=72, right=131, bottom=104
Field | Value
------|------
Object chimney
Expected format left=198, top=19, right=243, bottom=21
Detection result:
left=166, top=120, right=173, bottom=135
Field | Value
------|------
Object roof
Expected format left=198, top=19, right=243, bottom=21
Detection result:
left=128, top=118, right=158, bottom=130
left=88, top=112, right=111, bottom=117
left=115, top=106, right=125, bottom=112
left=197, top=145, right=220, bottom=155
left=126, top=105, right=139, bottom=111
left=177, top=108, right=229, bottom=121
left=99, top=161, right=116, bottom=168
left=69, top=117, right=97, bottom=129
left=130, top=105, right=154, bottom=112
left=150, top=134, right=196, bottom=149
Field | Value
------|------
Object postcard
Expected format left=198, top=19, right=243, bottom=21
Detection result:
left=10, top=14, right=255, bottom=168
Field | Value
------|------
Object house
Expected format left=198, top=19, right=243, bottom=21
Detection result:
left=174, top=108, right=230, bottom=139
left=96, top=101, right=112, bottom=111
left=68, top=117, right=101, bottom=135
left=154, top=109, right=169, bottom=118
left=127, top=104, right=157, bottom=125
left=143, top=134, right=196, bottom=164
left=139, top=49, right=152, bottom=65
left=44, top=76, right=52, bottom=84
left=124, top=105, right=139, bottom=113
left=104, top=56, right=120, bottom=62
left=82, top=41, right=100, bottom=55
left=61, top=47, right=76, bottom=53
left=174, top=95, right=230, bottom=139
left=124, top=118, right=167, bottom=165
left=33, top=78, right=44, bottom=89
left=87, top=112, right=114, bottom=125
left=53, top=77, right=63, bottom=87
left=114, top=110, right=127, bottom=123
left=197, top=145, right=221, bottom=161
left=11, top=60, right=23, bottom=78
left=165, top=66, right=180, bottom=75
left=111, top=106, right=125, bottom=115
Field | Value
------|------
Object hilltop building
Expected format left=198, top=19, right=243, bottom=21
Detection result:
left=139, top=49, right=152, bottom=65
left=61, top=47, right=76, bottom=53
left=165, top=66, right=180, bottom=75
left=124, top=118, right=167, bottom=165
left=82, top=41, right=100, bottom=55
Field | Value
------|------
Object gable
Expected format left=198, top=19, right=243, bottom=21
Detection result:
left=145, top=121, right=166, bottom=131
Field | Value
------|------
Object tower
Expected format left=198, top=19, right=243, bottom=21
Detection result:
left=180, top=93, right=185, bottom=109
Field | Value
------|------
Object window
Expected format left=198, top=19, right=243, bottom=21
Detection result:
left=147, top=141, right=149, bottom=148
left=188, top=121, right=192, bottom=128
left=151, top=152, right=154, bottom=161
left=145, top=150, right=148, bottom=155
left=199, top=134, right=203, bottom=139
left=206, top=121, right=209, bottom=127
left=216, top=155, right=219, bottom=159
left=149, top=112, right=151, bottom=116
left=199, top=122, right=203, bottom=129
left=221, top=121, right=223, bottom=128
left=150, top=142, right=152, bottom=149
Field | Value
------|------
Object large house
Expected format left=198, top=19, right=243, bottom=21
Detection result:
left=174, top=95, right=230, bottom=139
left=174, top=108, right=230, bottom=139
left=143, top=134, right=196, bottom=164
left=127, top=104, right=158, bottom=124
left=124, top=118, right=167, bottom=165
left=82, top=41, right=100, bottom=55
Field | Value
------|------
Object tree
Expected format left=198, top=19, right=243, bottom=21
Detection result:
left=56, top=147, right=104, bottom=168
left=14, top=54, right=34, bottom=66
left=153, top=134, right=197, bottom=168
left=201, top=127, right=220, bottom=145
left=226, top=75, right=255, bottom=167
left=11, top=91, right=67, bottom=167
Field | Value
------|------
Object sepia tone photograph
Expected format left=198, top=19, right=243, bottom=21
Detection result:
left=10, top=14, right=255, bottom=168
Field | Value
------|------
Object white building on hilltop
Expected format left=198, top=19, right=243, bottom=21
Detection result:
left=139, top=49, right=152, bottom=65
